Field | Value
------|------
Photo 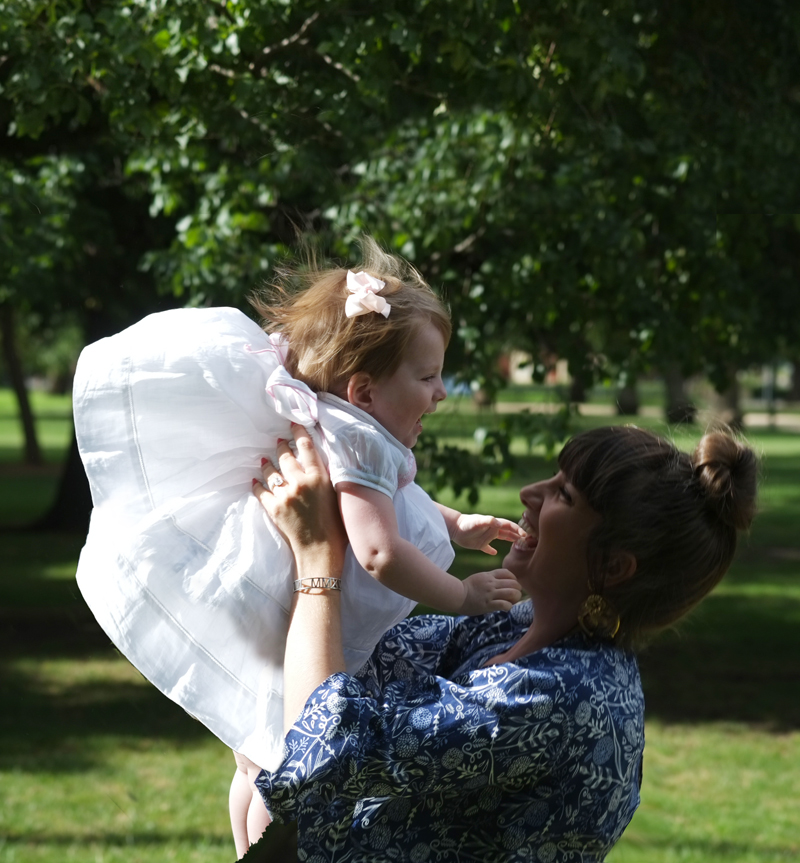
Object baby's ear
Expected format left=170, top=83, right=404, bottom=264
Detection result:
left=346, top=372, right=376, bottom=413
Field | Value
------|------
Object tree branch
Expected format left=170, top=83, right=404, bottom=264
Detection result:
left=262, top=12, right=320, bottom=56
left=317, top=50, right=360, bottom=83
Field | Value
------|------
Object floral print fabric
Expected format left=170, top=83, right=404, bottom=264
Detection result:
left=257, top=602, right=644, bottom=862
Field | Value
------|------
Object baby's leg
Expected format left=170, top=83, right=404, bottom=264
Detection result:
left=230, top=750, right=271, bottom=857
left=229, top=759, right=252, bottom=859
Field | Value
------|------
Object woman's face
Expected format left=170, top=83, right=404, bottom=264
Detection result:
left=503, top=471, right=601, bottom=605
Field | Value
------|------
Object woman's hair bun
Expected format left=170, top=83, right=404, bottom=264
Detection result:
left=693, top=431, right=758, bottom=531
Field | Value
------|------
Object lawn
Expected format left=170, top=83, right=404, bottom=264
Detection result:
left=1, top=390, right=798, bottom=862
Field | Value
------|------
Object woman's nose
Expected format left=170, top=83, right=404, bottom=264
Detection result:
left=519, top=482, right=544, bottom=509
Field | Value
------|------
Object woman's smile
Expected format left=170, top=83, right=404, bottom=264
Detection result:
left=512, top=513, right=539, bottom=552
left=504, top=472, right=601, bottom=600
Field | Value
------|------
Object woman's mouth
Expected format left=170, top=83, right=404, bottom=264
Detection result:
left=513, top=514, right=538, bottom=551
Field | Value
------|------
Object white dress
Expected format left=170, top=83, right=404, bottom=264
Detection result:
left=73, top=307, right=454, bottom=770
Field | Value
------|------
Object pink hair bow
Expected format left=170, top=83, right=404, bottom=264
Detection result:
left=345, top=270, right=391, bottom=318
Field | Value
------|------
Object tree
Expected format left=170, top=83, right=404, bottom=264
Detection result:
left=2, top=1, right=799, bottom=524
left=329, top=0, right=800, bottom=399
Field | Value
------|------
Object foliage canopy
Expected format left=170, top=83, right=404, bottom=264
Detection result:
left=2, top=0, right=799, bottom=488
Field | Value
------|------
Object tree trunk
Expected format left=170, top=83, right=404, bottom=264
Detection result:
left=789, top=359, right=800, bottom=402
left=615, top=383, right=639, bottom=416
left=34, top=432, right=93, bottom=533
left=663, top=364, right=696, bottom=424
left=568, top=375, right=587, bottom=404
left=711, top=368, right=744, bottom=431
left=34, top=307, right=112, bottom=533
left=0, top=303, right=42, bottom=465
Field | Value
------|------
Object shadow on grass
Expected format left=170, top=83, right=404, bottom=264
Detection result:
left=1, top=661, right=214, bottom=773
left=0, top=530, right=229, bottom=773
left=1, top=831, right=233, bottom=847
left=638, top=590, right=800, bottom=729
left=0, top=525, right=300, bottom=861
left=2, top=825, right=298, bottom=863
left=617, top=835, right=800, bottom=861
left=2, top=530, right=799, bottom=754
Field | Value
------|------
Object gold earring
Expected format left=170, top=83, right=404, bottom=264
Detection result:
left=577, top=592, right=620, bottom=641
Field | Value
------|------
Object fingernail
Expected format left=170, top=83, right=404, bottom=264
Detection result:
left=276, top=438, right=285, bottom=445
left=261, top=457, right=268, bottom=466
left=252, top=478, right=259, bottom=487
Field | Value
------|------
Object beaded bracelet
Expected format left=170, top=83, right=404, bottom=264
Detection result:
left=292, top=577, right=342, bottom=593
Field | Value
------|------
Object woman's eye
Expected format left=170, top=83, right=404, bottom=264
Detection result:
left=558, top=486, right=573, bottom=504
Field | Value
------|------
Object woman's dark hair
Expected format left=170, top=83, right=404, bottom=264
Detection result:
left=558, top=426, right=759, bottom=650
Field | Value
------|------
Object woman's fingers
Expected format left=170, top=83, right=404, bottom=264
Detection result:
left=272, top=436, right=301, bottom=483
left=258, top=426, right=323, bottom=497
left=273, top=424, right=326, bottom=483
left=288, top=424, right=327, bottom=476
left=253, top=427, right=346, bottom=562
left=256, top=456, right=283, bottom=493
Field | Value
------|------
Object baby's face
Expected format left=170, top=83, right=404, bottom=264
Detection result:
left=367, top=322, right=447, bottom=448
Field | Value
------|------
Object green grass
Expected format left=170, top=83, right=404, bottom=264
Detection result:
left=0, top=389, right=73, bottom=526
left=496, top=377, right=669, bottom=407
left=0, top=389, right=74, bottom=462
left=1, top=391, right=799, bottom=862
left=612, top=723, right=800, bottom=862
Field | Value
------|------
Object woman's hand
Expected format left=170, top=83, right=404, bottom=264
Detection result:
left=253, top=425, right=347, bottom=576
left=253, top=425, right=348, bottom=735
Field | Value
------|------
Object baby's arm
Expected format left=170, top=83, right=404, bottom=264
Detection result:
left=339, top=484, right=521, bottom=615
left=435, top=503, right=527, bottom=555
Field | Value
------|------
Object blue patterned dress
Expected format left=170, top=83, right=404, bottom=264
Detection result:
left=256, top=601, right=644, bottom=862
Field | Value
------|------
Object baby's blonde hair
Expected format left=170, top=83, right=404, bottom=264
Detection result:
left=250, top=237, right=451, bottom=395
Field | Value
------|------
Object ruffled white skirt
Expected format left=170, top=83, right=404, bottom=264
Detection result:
left=73, top=308, right=452, bottom=769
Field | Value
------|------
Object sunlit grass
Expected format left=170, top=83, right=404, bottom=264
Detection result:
left=1, top=736, right=234, bottom=862
left=610, top=723, right=800, bottom=862
left=2, top=652, right=235, bottom=862
left=0, top=389, right=74, bottom=460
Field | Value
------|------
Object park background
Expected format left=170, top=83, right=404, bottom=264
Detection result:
left=1, top=2, right=799, bottom=861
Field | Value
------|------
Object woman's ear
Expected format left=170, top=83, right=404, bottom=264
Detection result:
left=346, top=372, right=376, bottom=414
left=605, top=551, right=637, bottom=587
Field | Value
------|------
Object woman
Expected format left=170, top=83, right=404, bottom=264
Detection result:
left=252, top=423, right=757, bottom=861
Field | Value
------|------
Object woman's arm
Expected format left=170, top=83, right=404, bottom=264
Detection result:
left=339, top=483, right=521, bottom=615
left=253, top=426, right=348, bottom=733
left=256, top=645, right=642, bottom=826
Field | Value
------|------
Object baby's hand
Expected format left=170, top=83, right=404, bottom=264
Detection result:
left=459, top=570, right=522, bottom=616
left=451, top=513, right=527, bottom=555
